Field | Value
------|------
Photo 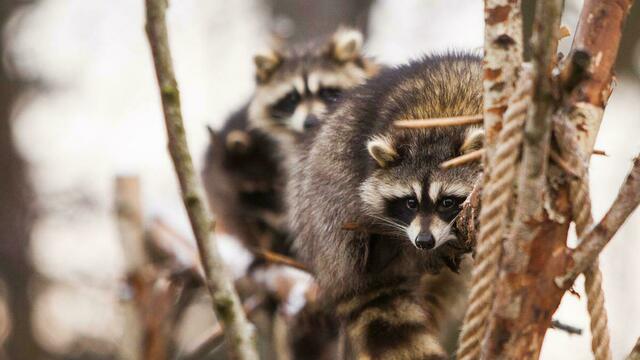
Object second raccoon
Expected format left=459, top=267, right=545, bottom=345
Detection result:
left=249, top=28, right=379, bottom=152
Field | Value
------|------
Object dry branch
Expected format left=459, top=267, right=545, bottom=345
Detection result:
left=551, top=319, right=582, bottom=336
left=250, top=247, right=310, bottom=273
left=115, top=177, right=145, bottom=360
left=394, top=114, right=483, bottom=128
left=558, top=156, right=640, bottom=287
left=144, top=1, right=258, bottom=359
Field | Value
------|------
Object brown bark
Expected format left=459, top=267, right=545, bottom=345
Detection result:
left=481, top=0, right=636, bottom=358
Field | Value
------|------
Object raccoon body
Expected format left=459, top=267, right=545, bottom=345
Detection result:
left=248, top=28, right=380, bottom=154
left=202, top=103, right=289, bottom=253
left=289, top=53, right=483, bottom=358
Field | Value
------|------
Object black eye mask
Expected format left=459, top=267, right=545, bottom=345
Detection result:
left=271, top=90, right=301, bottom=117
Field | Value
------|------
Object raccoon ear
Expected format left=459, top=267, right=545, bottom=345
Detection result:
left=226, top=130, right=251, bottom=154
left=460, top=127, right=485, bottom=155
left=367, top=136, right=398, bottom=168
left=254, top=49, right=282, bottom=83
left=330, top=28, right=363, bottom=62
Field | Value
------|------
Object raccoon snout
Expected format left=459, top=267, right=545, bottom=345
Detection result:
left=303, top=114, right=320, bottom=129
left=415, top=232, right=435, bottom=250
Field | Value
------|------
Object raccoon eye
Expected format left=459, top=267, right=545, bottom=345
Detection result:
left=272, top=90, right=300, bottom=115
left=318, top=87, right=342, bottom=103
left=438, top=197, right=457, bottom=210
left=406, top=197, right=419, bottom=210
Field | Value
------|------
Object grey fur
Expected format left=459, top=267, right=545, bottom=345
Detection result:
left=289, top=53, right=483, bottom=302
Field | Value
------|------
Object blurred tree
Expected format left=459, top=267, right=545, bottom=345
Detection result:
left=265, top=0, right=374, bottom=42
left=0, top=0, right=46, bottom=359
left=616, top=2, right=640, bottom=77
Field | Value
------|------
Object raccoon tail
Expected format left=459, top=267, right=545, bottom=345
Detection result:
left=336, top=282, right=447, bottom=360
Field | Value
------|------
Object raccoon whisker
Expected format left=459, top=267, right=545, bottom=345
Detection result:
left=368, top=215, right=408, bottom=234
left=434, top=218, right=458, bottom=244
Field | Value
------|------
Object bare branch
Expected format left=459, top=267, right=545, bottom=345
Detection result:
left=514, top=0, right=563, bottom=220
left=115, top=177, right=144, bottom=360
left=250, top=247, right=310, bottom=274
left=558, top=156, right=640, bottom=288
left=144, top=1, right=258, bottom=358
left=551, top=319, right=583, bottom=336
left=394, top=114, right=483, bottom=128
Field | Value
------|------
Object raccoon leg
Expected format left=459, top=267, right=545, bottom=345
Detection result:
left=336, top=284, right=447, bottom=360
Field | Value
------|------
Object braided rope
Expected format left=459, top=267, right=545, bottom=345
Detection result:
left=457, top=72, right=533, bottom=360
left=555, top=118, right=612, bottom=360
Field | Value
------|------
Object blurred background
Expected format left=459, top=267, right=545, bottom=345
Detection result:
left=0, top=0, right=638, bottom=359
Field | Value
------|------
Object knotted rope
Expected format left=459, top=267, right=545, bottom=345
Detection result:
left=554, top=117, right=612, bottom=360
left=457, top=71, right=533, bottom=360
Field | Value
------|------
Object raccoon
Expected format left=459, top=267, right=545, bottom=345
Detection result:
left=289, top=53, right=483, bottom=359
left=202, top=103, right=288, bottom=253
left=248, top=27, right=380, bottom=153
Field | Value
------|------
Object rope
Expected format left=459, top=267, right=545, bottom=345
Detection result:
left=457, top=71, right=533, bottom=360
left=555, top=119, right=612, bottom=360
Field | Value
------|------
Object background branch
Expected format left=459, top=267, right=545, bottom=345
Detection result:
left=144, top=1, right=258, bottom=359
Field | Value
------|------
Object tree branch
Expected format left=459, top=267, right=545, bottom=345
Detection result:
left=627, top=336, right=640, bottom=360
left=144, top=1, right=258, bottom=359
left=558, top=156, right=640, bottom=288
left=115, top=177, right=145, bottom=360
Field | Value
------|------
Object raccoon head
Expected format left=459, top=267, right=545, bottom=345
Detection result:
left=360, top=126, right=484, bottom=250
left=249, top=28, right=377, bottom=144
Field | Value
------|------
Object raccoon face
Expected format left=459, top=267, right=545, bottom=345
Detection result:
left=249, top=28, right=375, bottom=141
left=360, top=127, right=484, bottom=250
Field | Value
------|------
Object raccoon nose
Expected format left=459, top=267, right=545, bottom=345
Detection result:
left=303, top=114, right=320, bottom=130
left=415, top=233, right=435, bottom=250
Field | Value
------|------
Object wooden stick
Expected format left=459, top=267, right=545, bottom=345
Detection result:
left=394, top=114, right=483, bottom=128
left=144, top=1, right=258, bottom=359
left=439, top=149, right=484, bottom=169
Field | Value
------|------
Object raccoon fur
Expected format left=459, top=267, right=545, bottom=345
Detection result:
left=202, top=103, right=289, bottom=254
left=288, top=53, right=483, bottom=359
left=248, top=27, right=380, bottom=153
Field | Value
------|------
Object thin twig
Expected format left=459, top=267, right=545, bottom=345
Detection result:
left=558, top=155, right=640, bottom=288
left=394, top=114, right=483, bottom=128
left=551, top=319, right=582, bottom=335
left=439, top=148, right=485, bottom=169
left=144, top=1, right=258, bottom=359
left=250, top=247, right=310, bottom=273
